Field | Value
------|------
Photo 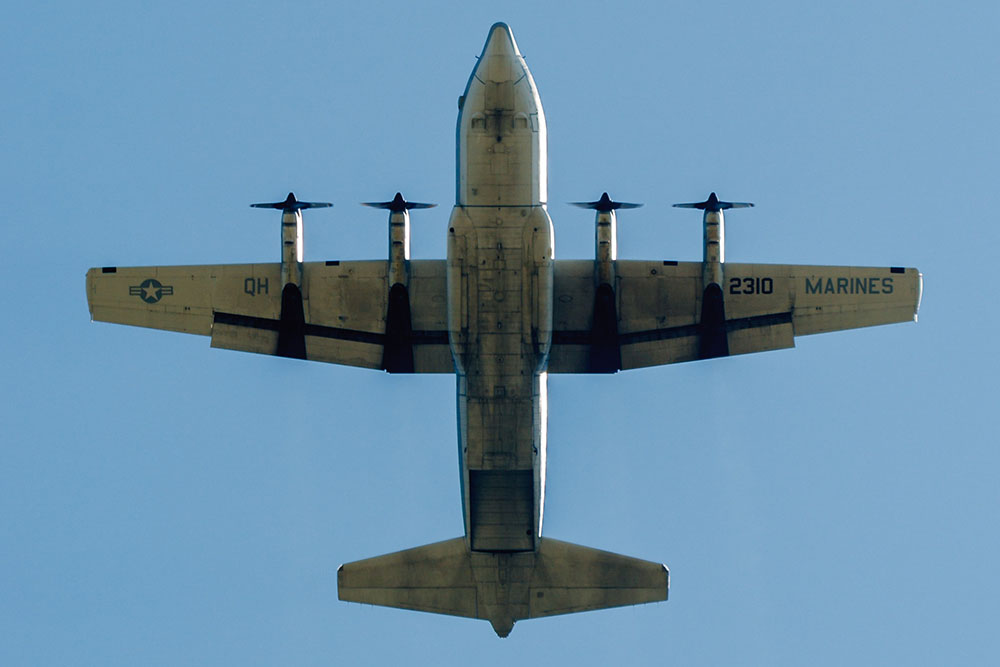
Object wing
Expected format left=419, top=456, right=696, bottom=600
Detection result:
left=86, top=260, right=452, bottom=373
left=549, top=261, right=921, bottom=372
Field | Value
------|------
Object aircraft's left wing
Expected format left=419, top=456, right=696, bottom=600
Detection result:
left=86, top=261, right=453, bottom=372
left=549, top=260, right=921, bottom=372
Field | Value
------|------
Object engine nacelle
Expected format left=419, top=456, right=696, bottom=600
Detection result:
left=250, top=192, right=332, bottom=358
left=363, top=192, right=436, bottom=372
left=673, top=192, right=754, bottom=359
left=570, top=192, right=642, bottom=373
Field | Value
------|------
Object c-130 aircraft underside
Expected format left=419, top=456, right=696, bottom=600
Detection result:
left=86, top=23, right=922, bottom=636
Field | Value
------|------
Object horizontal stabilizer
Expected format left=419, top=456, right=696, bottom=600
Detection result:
left=529, top=539, right=669, bottom=618
left=338, top=537, right=668, bottom=637
left=338, top=538, right=477, bottom=619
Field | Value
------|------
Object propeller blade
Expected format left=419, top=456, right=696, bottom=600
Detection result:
left=362, top=192, right=437, bottom=213
left=569, top=192, right=642, bottom=212
left=251, top=192, right=332, bottom=211
left=673, top=192, right=753, bottom=212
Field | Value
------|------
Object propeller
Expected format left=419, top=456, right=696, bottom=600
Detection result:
left=569, top=192, right=642, bottom=212
left=673, top=192, right=753, bottom=212
left=251, top=192, right=332, bottom=212
left=362, top=192, right=436, bottom=213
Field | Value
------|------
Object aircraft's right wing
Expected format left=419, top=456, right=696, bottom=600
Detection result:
left=86, top=260, right=453, bottom=372
left=549, top=260, right=921, bottom=372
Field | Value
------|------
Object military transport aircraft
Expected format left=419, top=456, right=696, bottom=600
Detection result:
left=86, top=23, right=922, bottom=637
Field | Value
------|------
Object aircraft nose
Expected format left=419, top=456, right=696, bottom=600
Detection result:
left=475, top=22, right=522, bottom=82
left=483, top=22, right=519, bottom=58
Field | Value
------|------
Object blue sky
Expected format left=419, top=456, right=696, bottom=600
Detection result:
left=2, top=1, right=998, bottom=664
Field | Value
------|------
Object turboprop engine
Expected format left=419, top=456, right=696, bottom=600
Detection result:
left=673, top=192, right=753, bottom=358
left=570, top=192, right=642, bottom=373
left=250, top=192, right=332, bottom=358
left=362, top=192, right=436, bottom=373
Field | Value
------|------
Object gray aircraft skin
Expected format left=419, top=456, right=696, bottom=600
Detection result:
left=86, top=23, right=922, bottom=637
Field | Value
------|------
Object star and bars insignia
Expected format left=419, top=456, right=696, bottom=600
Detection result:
left=129, top=278, right=174, bottom=304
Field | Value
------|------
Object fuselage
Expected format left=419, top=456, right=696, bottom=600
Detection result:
left=446, top=23, right=553, bottom=552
